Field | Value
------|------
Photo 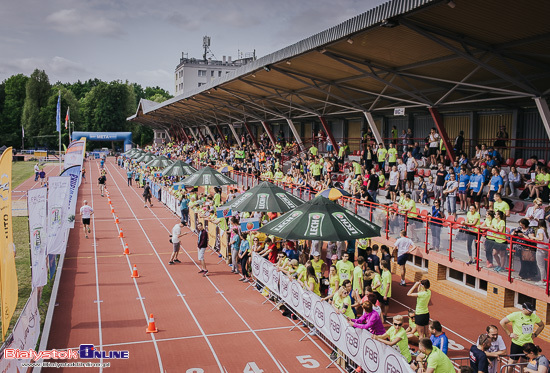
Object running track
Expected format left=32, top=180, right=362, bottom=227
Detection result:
left=41, top=158, right=549, bottom=372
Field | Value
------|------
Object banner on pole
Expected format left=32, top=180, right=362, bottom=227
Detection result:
left=0, top=147, right=18, bottom=341
left=47, top=176, right=71, bottom=255
left=27, top=188, right=48, bottom=288
left=64, top=138, right=86, bottom=170
left=60, top=165, right=81, bottom=228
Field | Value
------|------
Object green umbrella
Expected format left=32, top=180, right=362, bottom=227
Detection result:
left=258, top=196, right=381, bottom=241
left=161, top=160, right=197, bottom=177
left=145, top=155, right=173, bottom=168
left=129, top=150, right=146, bottom=159
left=181, top=166, right=236, bottom=187
left=136, top=153, right=155, bottom=163
left=221, top=181, right=304, bottom=213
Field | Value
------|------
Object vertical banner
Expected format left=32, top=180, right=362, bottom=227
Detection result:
left=27, top=188, right=48, bottom=288
left=0, top=147, right=18, bottom=341
left=60, top=165, right=81, bottom=228
left=63, top=138, right=86, bottom=170
left=47, top=176, right=71, bottom=255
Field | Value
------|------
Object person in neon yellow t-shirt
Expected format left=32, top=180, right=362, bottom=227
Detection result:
left=377, top=143, right=387, bottom=164
left=304, top=265, right=321, bottom=296
left=387, top=143, right=398, bottom=166
left=374, top=315, right=411, bottom=363
left=335, top=253, right=354, bottom=282
left=352, top=257, right=365, bottom=296
left=324, top=286, right=354, bottom=319
left=407, top=279, right=431, bottom=339
left=413, top=338, right=454, bottom=373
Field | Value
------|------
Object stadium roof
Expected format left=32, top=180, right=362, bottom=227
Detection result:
left=128, top=0, right=550, bottom=134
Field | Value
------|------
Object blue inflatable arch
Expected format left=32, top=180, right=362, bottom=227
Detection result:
left=71, top=132, right=133, bottom=151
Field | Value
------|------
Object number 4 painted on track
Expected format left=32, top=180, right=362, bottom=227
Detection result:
left=244, top=362, right=264, bottom=373
left=296, top=355, right=320, bottom=368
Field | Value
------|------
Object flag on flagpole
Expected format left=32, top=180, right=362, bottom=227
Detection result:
left=56, top=91, right=61, bottom=132
left=65, top=106, right=70, bottom=129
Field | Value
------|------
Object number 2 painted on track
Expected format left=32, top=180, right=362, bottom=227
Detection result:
left=297, top=355, right=320, bottom=368
left=244, top=362, right=264, bottom=373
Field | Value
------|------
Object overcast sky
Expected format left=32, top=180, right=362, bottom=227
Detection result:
left=0, top=0, right=387, bottom=95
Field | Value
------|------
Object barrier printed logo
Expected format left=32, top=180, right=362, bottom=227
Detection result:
left=275, top=193, right=298, bottom=209
left=332, top=212, right=362, bottom=236
left=280, top=274, right=289, bottom=298
left=291, top=282, right=301, bottom=307
left=302, top=292, right=313, bottom=317
left=262, top=261, right=271, bottom=282
left=345, top=326, right=360, bottom=357
left=271, top=211, right=303, bottom=233
left=305, top=213, right=324, bottom=237
left=362, top=338, right=380, bottom=372
left=313, top=302, right=325, bottom=328
left=79, top=345, right=129, bottom=359
left=384, top=355, right=403, bottom=373
left=252, top=255, right=261, bottom=277
left=328, top=312, right=342, bottom=341
left=255, top=193, right=270, bottom=210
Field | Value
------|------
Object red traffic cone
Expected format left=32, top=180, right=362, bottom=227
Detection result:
left=119, top=229, right=124, bottom=238
left=123, top=244, right=130, bottom=255
left=146, top=314, right=158, bottom=333
left=131, top=264, right=139, bottom=278
left=115, top=216, right=119, bottom=224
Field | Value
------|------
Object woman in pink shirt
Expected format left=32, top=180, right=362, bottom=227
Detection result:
left=347, top=302, right=386, bottom=335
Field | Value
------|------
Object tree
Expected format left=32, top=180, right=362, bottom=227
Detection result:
left=0, top=74, right=28, bottom=148
left=22, top=70, right=51, bottom=149
left=36, top=86, right=80, bottom=147
left=144, top=86, right=172, bottom=101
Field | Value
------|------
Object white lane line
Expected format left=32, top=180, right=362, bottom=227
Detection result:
left=391, top=298, right=475, bottom=345
left=108, top=162, right=290, bottom=373
left=95, top=162, right=164, bottom=372
left=105, top=162, right=224, bottom=373
left=63, top=325, right=294, bottom=350
left=89, top=162, right=104, bottom=372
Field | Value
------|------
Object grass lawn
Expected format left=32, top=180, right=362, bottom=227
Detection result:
left=12, top=161, right=36, bottom=189
left=1, top=216, right=53, bottom=340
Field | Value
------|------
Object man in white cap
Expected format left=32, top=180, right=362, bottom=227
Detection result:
left=79, top=200, right=94, bottom=238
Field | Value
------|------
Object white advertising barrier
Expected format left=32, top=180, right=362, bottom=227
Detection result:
left=63, top=139, right=86, bottom=170
left=27, top=188, right=48, bottom=289
left=161, top=189, right=167, bottom=205
left=59, top=165, right=82, bottom=228
left=0, top=289, right=41, bottom=371
left=46, top=176, right=71, bottom=255
left=251, top=253, right=414, bottom=373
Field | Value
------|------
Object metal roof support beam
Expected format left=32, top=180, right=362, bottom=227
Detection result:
left=229, top=124, right=242, bottom=148
left=196, top=127, right=208, bottom=143
left=204, top=126, right=216, bottom=143
left=188, top=127, right=199, bottom=142
left=362, top=111, right=383, bottom=146
left=318, top=116, right=339, bottom=154
left=243, top=122, right=259, bottom=149
left=215, top=124, right=229, bottom=148
left=286, top=118, right=305, bottom=152
left=428, top=107, right=455, bottom=163
left=534, top=97, right=550, bottom=141
left=261, top=121, right=277, bottom=148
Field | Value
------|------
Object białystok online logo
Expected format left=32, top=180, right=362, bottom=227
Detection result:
left=4, top=345, right=129, bottom=359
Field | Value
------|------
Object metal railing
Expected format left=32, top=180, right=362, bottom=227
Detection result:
left=229, top=169, right=550, bottom=296
left=450, top=354, right=527, bottom=373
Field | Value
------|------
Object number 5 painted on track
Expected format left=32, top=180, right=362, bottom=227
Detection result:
left=244, top=362, right=264, bottom=373
left=296, top=355, right=320, bottom=368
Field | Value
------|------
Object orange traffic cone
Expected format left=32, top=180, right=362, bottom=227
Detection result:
left=131, top=264, right=139, bottom=278
left=115, top=216, right=119, bottom=223
left=123, top=244, right=130, bottom=255
left=111, top=207, right=115, bottom=213
left=119, top=229, right=124, bottom=238
left=108, top=199, right=112, bottom=205
left=146, top=314, right=158, bottom=333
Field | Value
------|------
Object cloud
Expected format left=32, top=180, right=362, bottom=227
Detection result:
left=46, top=9, right=123, bottom=37
left=135, top=69, right=172, bottom=91
left=0, top=56, right=89, bottom=83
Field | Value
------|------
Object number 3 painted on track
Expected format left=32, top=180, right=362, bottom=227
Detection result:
left=296, top=355, right=320, bottom=368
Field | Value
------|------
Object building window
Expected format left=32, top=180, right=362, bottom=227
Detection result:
left=218, top=71, right=222, bottom=77
left=198, top=83, right=205, bottom=87
left=407, top=255, right=429, bottom=270
left=515, top=292, right=536, bottom=309
left=198, top=70, right=206, bottom=77
left=211, top=71, right=215, bottom=77
left=446, top=268, right=487, bottom=293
